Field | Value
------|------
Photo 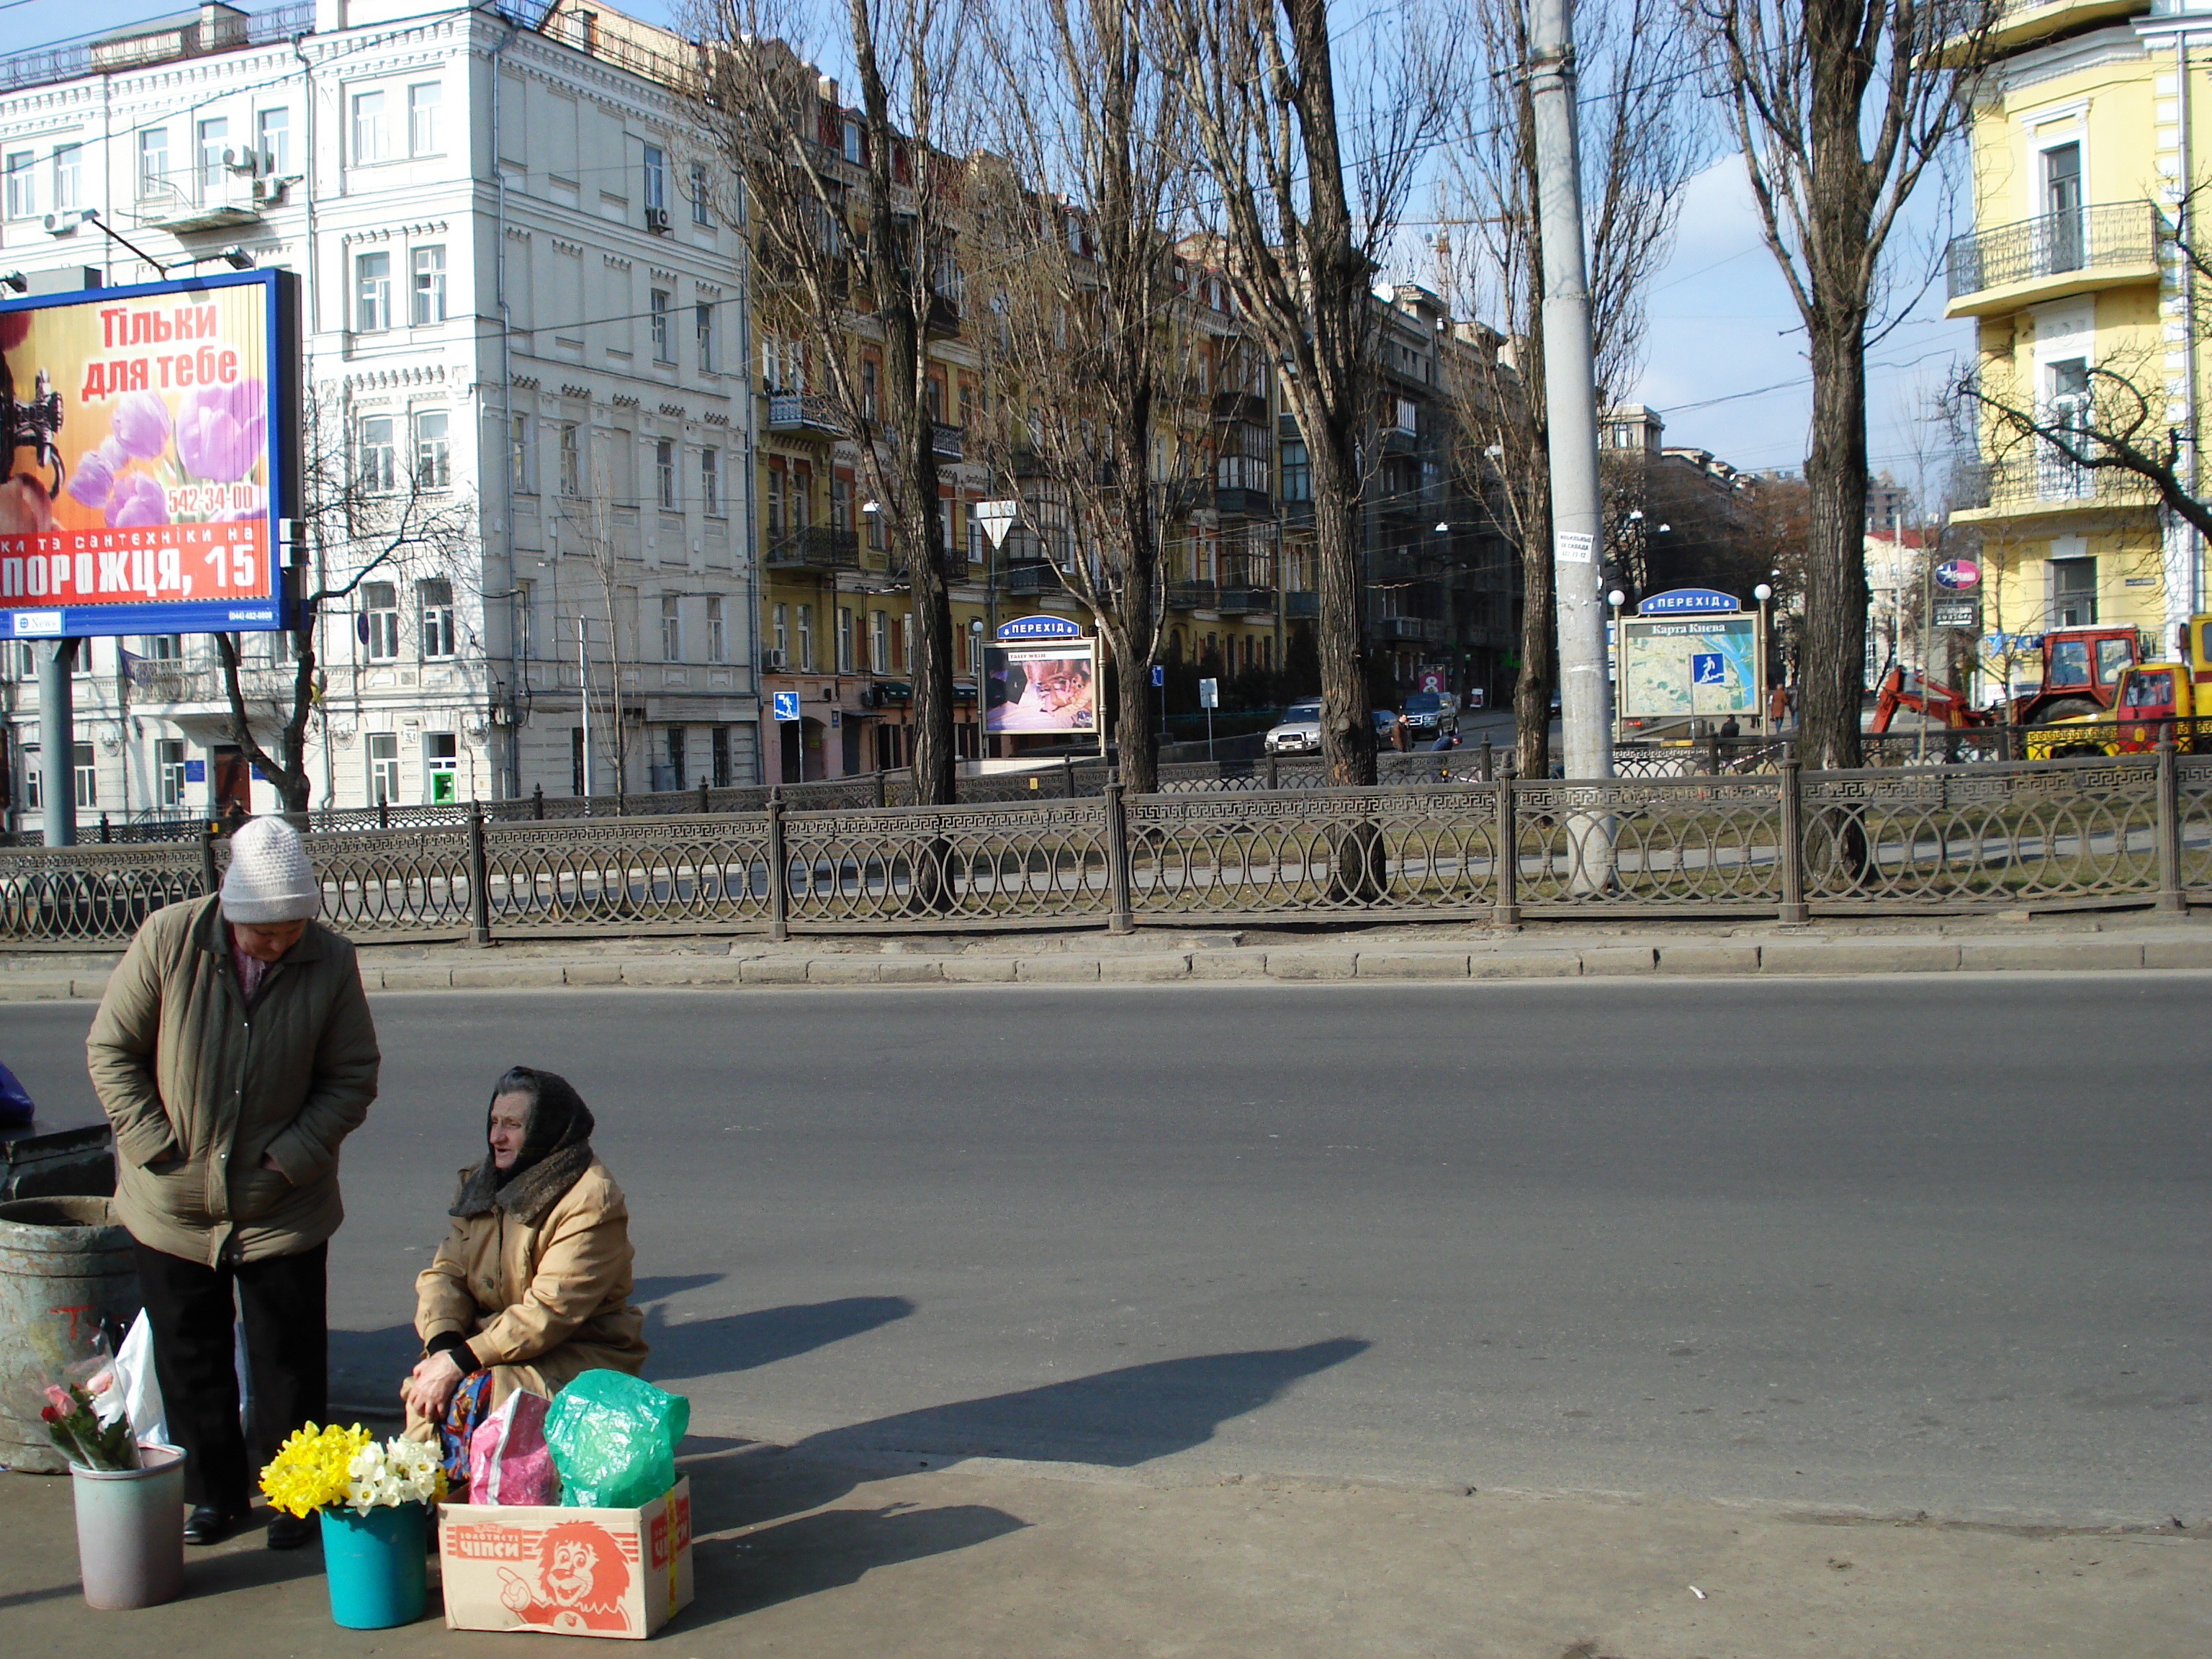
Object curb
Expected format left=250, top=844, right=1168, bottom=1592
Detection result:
left=9, top=938, right=2212, bottom=1000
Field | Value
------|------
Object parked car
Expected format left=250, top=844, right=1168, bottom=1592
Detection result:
left=1401, top=691, right=1457, bottom=740
left=1373, top=709, right=1401, bottom=746
left=1264, top=701, right=1323, bottom=755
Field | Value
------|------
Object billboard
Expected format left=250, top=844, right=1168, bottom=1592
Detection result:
left=0, top=268, right=301, bottom=638
left=1619, top=615, right=1757, bottom=719
left=986, top=639, right=1097, bottom=733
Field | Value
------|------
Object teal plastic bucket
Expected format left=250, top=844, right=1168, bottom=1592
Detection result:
left=318, top=1502, right=428, bottom=1629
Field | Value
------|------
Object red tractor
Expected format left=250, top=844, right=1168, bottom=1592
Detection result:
left=1869, top=624, right=2145, bottom=733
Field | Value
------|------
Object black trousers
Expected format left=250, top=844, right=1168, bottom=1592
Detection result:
left=132, top=1241, right=328, bottom=1514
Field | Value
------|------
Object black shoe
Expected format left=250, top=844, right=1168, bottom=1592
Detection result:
left=184, top=1505, right=239, bottom=1547
left=266, top=1511, right=316, bottom=1552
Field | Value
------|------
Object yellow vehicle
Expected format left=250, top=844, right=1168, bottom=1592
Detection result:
left=2028, top=613, right=2212, bottom=757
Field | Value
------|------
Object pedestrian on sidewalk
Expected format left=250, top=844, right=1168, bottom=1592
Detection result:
left=86, top=817, right=379, bottom=1550
left=400, top=1066, right=647, bottom=1497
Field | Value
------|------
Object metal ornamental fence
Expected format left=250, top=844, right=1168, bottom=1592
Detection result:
left=4, top=747, right=2207, bottom=945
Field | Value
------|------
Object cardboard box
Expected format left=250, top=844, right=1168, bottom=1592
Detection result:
left=438, top=1478, right=693, bottom=1639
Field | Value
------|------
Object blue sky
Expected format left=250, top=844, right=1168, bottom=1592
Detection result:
left=29, top=0, right=1975, bottom=504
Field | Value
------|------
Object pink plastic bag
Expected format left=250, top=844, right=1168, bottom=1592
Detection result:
left=467, top=1388, right=559, bottom=1506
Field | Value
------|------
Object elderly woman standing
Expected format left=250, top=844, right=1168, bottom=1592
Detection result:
left=87, top=816, right=379, bottom=1550
left=401, top=1067, right=647, bottom=1487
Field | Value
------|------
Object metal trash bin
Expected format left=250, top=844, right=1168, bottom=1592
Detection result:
left=0, top=1197, right=142, bottom=1474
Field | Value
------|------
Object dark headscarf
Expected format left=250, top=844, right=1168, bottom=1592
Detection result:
left=450, top=1066, right=597, bottom=1226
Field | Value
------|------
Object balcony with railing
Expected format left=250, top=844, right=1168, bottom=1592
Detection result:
left=1167, top=579, right=1218, bottom=611
left=765, top=393, right=844, bottom=437
left=1949, top=451, right=2162, bottom=524
left=1004, top=562, right=1067, bottom=596
left=932, top=423, right=965, bottom=461
left=1944, top=202, right=2164, bottom=318
left=766, top=526, right=861, bottom=570
left=1285, top=589, right=1318, bottom=619
left=2, top=3, right=310, bottom=94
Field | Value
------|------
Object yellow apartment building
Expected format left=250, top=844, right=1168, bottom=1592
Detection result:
left=1949, top=0, right=2209, bottom=697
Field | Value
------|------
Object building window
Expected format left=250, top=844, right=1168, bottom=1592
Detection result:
left=352, top=90, right=388, bottom=164
left=357, top=415, right=397, bottom=491
left=197, top=117, right=228, bottom=189
left=509, top=415, right=534, bottom=493
left=257, top=107, right=291, bottom=174
left=711, top=725, right=732, bottom=787
left=664, top=727, right=686, bottom=790
left=797, top=604, right=814, bottom=673
left=571, top=726, right=586, bottom=795
left=842, top=120, right=863, bottom=164
left=415, top=410, right=451, bottom=488
left=771, top=603, right=788, bottom=665
left=1280, top=437, right=1310, bottom=506
left=4, top=150, right=32, bottom=219
left=558, top=423, right=581, bottom=496
left=649, top=289, right=672, bottom=361
left=868, top=610, right=887, bottom=674
left=832, top=475, right=853, bottom=531
left=516, top=577, right=536, bottom=662
left=765, top=468, right=784, bottom=536
left=73, top=742, right=96, bottom=810
left=706, top=595, right=726, bottom=662
left=20, top=746, right=38, bottom=809
left=642, top=143, right=667, bottom=214
left=660, top=592, right=682, bottom=661
left=367, top=732, right=400, bottom=804
left=425, top=732, right=458, bottom=803
left=411, top=246, right=446, bottom=325
left=356, top=251, right=392, bottom=332
left=138, top=129, right=168, bottom=198
left=408, top=81, right=442, bottom=155
left=156, top=739, right=188, bottom=810
left=690, top=161, right=711, bottom=224
left=362, top=582, right=400, bottom=661
left=147, top=633, right=182, bottom=662
left=695, top=303, right=714, bottom=372
left=860, top=358, right=880, bottom=421
left=836, top=607, right=855, bottom=673
left=2051, top=557, right=2097, bottom=628
left=418, top=578, right=456, bottom=660
left=896, top=615, right=910, bottom=673
left=53, top=143, right=82, bottom=212
left=655, top=439, right=678, bottom=509
left=700, top=448, right=721, bottom=516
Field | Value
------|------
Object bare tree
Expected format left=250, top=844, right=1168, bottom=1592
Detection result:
left=553, top=462, right=637, bottom=794
left=1441, top=0, right=1703, bottom=778
left=214, top=390, right=476, bottom=814
left=691, top=0, right=972, bottom=804
left=1151, top=0, right=1448, bottom=789
left=967, top=0, right=1208, bottom=793
left=1685, top=0, right=1997, bottom=770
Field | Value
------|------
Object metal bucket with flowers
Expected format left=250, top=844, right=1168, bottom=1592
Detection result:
left=261, top=1423, right=445, bottom=1629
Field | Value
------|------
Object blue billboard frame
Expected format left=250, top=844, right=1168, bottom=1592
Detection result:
left=0, top=266, right=302, bottom=639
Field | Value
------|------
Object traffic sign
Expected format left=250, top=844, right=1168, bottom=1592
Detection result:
left=771, top=691, right=801, bottom=721
left=1199, top=678, right=1219, bottom=709
left=1933, top=597, right=1981, bottom=629
left=1151, top=664, right=1165, bottom=688
left=1690, top=652, right=1726, bottom=686
left=1934, top=558, right=1981, bottom=591
left=975, top=500, right=1020, bottom=549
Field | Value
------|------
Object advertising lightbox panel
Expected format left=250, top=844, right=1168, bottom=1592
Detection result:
left=985, top=640, right=1097, bottom=734
left=0, top=269, right=302, bottom=638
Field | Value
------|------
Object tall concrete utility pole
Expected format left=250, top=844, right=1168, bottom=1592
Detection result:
left=1529, top=0, right=1613, bottom=785
left=38, top=639, right=78, bottom=846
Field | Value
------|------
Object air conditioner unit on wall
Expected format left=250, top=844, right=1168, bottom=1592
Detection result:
left=761, top=648, right=786, bottom=670
left=644, top=207, right=672, bottom=233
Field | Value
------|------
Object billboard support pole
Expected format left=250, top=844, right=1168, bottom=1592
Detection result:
left=39, top=640, right=78, bottom=846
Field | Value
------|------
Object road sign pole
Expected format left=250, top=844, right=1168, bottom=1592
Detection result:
left=39, top=639, right=78, bottom=845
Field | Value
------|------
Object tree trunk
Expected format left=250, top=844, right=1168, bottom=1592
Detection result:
left=1799, top=319, right=1869, bottom=771
left=1514, top=466, right=1555, bottom=782
left=903, top=436, right=957, bottom=809
left=1106, top=614, right=1159, bottom=794
left=1308, top=419, right=1377, bottom=789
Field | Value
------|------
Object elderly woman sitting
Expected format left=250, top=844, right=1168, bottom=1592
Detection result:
left=401, top=1067, right=647, bottom=1488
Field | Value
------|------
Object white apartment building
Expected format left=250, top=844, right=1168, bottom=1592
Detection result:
left=0, top=0, right=760, bottom=833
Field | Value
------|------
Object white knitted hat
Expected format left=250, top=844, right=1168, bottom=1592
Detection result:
left=220, top=817, right=320, bottom=923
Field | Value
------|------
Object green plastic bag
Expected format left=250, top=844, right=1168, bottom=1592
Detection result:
left=543, top=1371, right=691, bottom=1510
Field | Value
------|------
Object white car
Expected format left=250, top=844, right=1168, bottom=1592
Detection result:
left=1264, top=700, right=1323, bottom=755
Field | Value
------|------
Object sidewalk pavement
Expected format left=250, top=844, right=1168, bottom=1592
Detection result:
left=3, top=1423, right=2203, bottom=1657
left=6, top=909, right=2212, bottom=999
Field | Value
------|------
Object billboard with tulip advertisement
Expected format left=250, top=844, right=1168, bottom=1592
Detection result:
left=0, top=269, right=300, bottom=638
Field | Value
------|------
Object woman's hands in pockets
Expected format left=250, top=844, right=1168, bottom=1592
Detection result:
left=401, top=1349, right=467, bottom=1421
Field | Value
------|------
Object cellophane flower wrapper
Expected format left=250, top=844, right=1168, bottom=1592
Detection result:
left=341, top=1434, right=446, bottom=1515
left=35, top=1339, right=140, bottom=1470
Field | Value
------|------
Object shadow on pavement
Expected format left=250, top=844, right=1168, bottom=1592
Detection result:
left=678, top=1502, right=1030, bottom=1622
left=644, top=1295, right=917, bottom=1384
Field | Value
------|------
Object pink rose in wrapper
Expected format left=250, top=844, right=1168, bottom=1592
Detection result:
left=111, top=390, right=174, bottom=461
left=108, top=472, right=168, bottom=527
left=176, top=379, right=266, bottom=482
left=44, top=1384, right=73, bottom=1414
left=67, top=439, right=127, bottom=508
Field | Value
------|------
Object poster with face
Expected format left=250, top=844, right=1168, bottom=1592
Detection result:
left=987, top=640, right=1096, bottom=733
left=0, top=269, right=295, bottom=637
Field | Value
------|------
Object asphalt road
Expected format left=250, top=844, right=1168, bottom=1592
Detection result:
left=5, top=976, right=2206, bottom=1525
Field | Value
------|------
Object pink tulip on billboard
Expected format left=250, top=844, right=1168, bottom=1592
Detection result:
left=108, top=473, right=168, bottom=527
left=66, top=439, right=125, bottom=508
left=111, top=390, right=174, bottom=461
left=175, top=379, right=266, bottom=483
